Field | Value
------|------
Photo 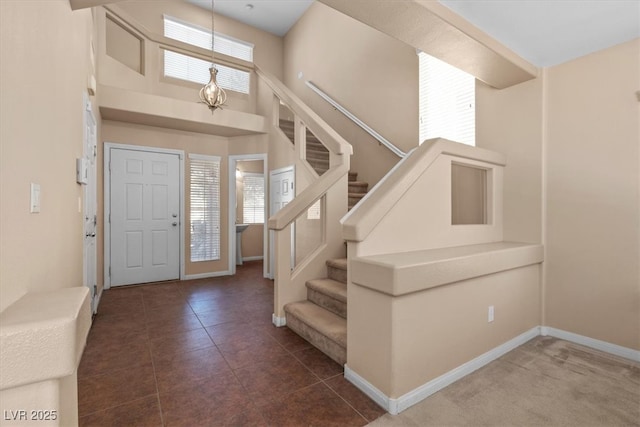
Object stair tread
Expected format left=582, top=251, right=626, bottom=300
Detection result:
left=285, top=301, right=347, bottom=347
left=306, top=278, right=347, bottom=303
left=348, top=192, right=366, bottom=198
left=326, top=258, right=347, bottom=271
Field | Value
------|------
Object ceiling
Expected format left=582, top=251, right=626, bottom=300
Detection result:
left=187, top=0, right=639, bottom=67
left=186, top=0, right=313, bottom=37
left=439, top=0, right=640, bottom=67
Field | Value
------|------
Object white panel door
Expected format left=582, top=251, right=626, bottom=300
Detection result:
left=269, top=166, right=295, bottom=276
left=110, top=148, right=180, bottom=286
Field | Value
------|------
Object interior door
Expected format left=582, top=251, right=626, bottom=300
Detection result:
left=83, top=97, right=98, bottom=313
left=269, top=166, right=295, bottom=277
left=109, top=148, right=180, bottom=286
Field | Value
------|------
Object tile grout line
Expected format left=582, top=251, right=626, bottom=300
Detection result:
left=148, top=337, right=166, bottom=427
left=321, top=374, right=374, bottom=424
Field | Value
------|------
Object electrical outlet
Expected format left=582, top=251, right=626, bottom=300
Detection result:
left=488, top=305, right=495, bottom=323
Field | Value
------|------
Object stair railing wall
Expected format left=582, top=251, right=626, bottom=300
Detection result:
left=256, top=66, right=353, bottom=326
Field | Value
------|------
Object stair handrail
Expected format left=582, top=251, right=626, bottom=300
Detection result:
left=256, top=67, right=352, bottom=158
left=305, top=80, right=407, bottom=158
left=255, top=66, right=353, bottom=231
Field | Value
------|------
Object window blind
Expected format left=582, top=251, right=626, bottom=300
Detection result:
left=242, top=173, right=264, bottom=224
left=189, top=154, right=220, bottom=262
left=419, top=52, right=475, bottom=146
left=164, top=50, right=250, bottom=94
left=164, top=15, right=254, bottom=62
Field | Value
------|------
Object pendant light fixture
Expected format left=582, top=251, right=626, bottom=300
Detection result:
left=199, top=0, right=227, bottom=113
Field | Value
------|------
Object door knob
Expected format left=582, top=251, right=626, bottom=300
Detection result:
left=172, top=213, right=178, bottom=218
left=172, top=222, right=178, bottom=226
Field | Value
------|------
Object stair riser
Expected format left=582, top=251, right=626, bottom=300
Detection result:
left=307, top=288, right=347, bottom=319
left=306, top=151, right=330, bottom=161
left=349, top=184, right=368, bottom=193
left=328, top=265, right=347, bottom=284
left=285, top=313, right=346, bottom=365
left=348, top=196, right=364, bottom=205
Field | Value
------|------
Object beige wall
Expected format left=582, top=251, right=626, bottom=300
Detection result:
left=476, top=77, right=544, bottom=244
left=350, top=264, right=540, bottom=398
left=544, top=39, right=640, bottom=350
left=283, top=2, right=418, bottom=187
left=0, top=1, right=95, bottom=312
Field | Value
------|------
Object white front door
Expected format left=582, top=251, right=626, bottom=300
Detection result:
left=83, top=96, right=98, bottom=312
left=109, top=148, right=181, bottom=286
left=269, top=166, right=295, bottom=276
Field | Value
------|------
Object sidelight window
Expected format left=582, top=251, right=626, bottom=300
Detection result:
left=189, top=154, right=220, bottom=262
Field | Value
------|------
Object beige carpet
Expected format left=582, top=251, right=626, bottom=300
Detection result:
left=369, top=336, right=640, bottom=426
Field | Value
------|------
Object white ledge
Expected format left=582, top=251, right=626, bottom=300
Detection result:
left=99, top=85, right=268, bottom=137
left=0, top=287, right=91, bottom=390
left=351, top=242, right=543, bottom=296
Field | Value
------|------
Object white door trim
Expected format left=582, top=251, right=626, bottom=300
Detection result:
left=269, top=165, right=295, bottom=279
left=82, top=92, right=98, bottom=313
left=228, top=153, right=268, bottom=278
left=103, top=142, right=185, bottom=289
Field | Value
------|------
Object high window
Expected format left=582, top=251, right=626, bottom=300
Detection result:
left=189, top=154, right=220, bottom=262
left=242, top=173, right=265, bottom=224
left=419, top=52, right=475, bottom=146
left=163, top=15, right=253, bottom=94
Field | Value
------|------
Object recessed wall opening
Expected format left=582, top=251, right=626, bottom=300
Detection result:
left=451, top=163, right=488, bottom=225
left=105, top=15, right=143, bottom=74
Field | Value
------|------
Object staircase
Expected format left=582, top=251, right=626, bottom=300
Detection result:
left=279, top=119, right=330, bottom=176
left=277, top=119, right=372, bottom=364
left=283, top=173, right=370, bottom=365
left=284, top=258, right=348, bottom=364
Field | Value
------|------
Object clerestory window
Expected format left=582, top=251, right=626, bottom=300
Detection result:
left=163, top=15, right=253, bottom=94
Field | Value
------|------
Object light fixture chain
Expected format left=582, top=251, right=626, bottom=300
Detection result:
left=211, top=0, right=215, bottom=66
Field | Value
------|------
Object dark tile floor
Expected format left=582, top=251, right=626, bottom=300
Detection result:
left=78, top=261, right=386, bottom=426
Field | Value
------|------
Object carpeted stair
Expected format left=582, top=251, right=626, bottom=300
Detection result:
left=277, top=123, right=371, bottom=364
left=348, top=171, right=368, bottom=210
left=278, top=119, right=330, bottom=176
left=284, top=258, right=348, bottom=365
left=278, top=120, right=370, bottom=210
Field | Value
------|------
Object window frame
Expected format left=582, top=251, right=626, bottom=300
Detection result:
left=162, top=15, right=254, bottom=95
left=241, top=172, right=265, bottom=225
left=419, top=52, right=476, bottom=146
left=189, top=154, right=221, bottom=263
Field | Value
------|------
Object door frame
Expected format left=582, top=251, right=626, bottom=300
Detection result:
left=103, top=142, right=185, bottom=289
left=269, top=165, right=295, bottom=279
left=82, top=92, right=98, bottom=313
left=228, top=153, right=268, bottom=278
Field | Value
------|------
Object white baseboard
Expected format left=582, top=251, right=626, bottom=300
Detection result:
left=346, top=325, right=639, bottom=416
left=541, top=326, right=640, bottom=362
left=344, top=365, right=392, bottom=412
left=182, top=270, right=231, bottom=280
left=272, top=313, right=286, bottom=327
left=346, top=327, right=541, bottom=415
left=241, top=256, right=264, bottom=262
left=92, top=288, right=103, bottom=315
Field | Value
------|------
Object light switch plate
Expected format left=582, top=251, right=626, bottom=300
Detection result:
left=30, top=183, right=40, bottom=213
